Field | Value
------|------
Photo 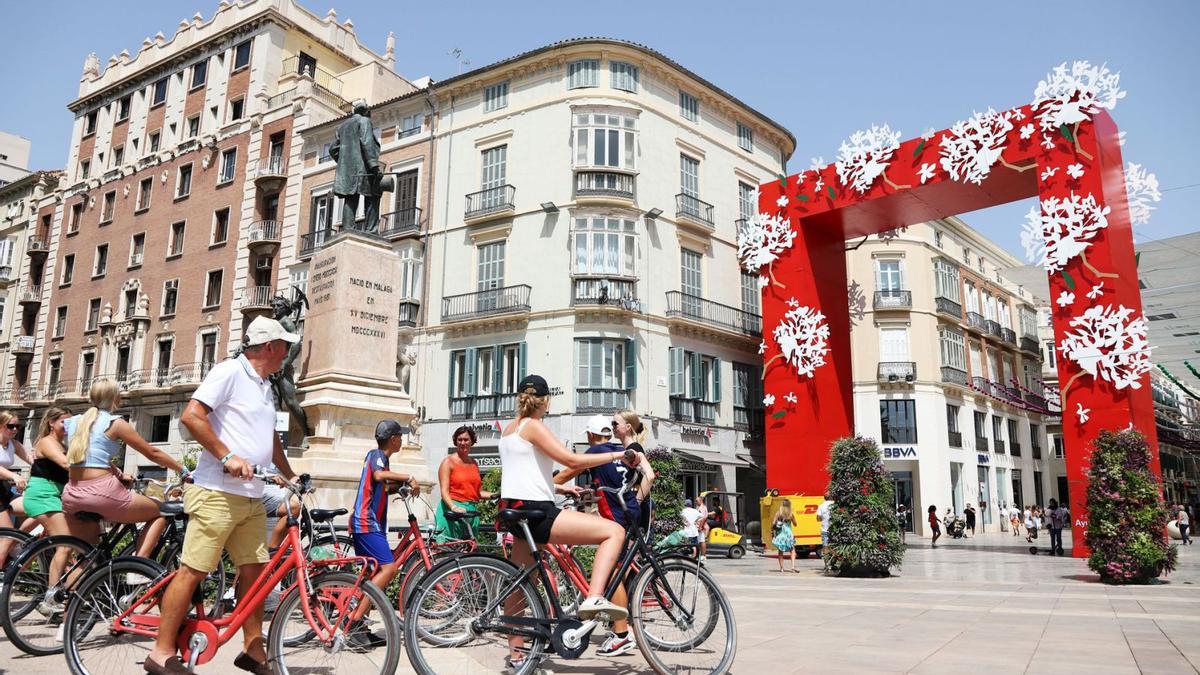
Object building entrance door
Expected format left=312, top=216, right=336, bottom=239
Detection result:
left=1012, top=469, right=1024, bottom=508
left=891, top=471, right=913, bottom=532
left=977, top=465, right=992, bottom=525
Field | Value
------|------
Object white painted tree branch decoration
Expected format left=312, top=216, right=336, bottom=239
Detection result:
left=835, top=123, right=903, bottom=194
left=763, top=303, right=830, bottom=379
left=938, top=109, right=1015, bottom=184
left=736, top=212, right=795, bottom=288
left=1020, top=193, right=1116, bottom=278
left=1124, top=162, right=1161, bottom=227
left=1056, top=304, right=1152, bottom=405
left=1032, top=61, right=1126, bottom=133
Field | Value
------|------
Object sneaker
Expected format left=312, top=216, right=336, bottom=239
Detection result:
left=344, top=620, right=387, bottom=651
left=596, top=631, right=637, bottom=656
left=504, top=655, right=528, bottom=674
left=55, top=623, right=65, bottom=643
left=577, top=596, right=627, bottom=621
left=37, top=590, right=64, bottom=618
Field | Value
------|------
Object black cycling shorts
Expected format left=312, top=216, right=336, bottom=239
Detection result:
left=496, top=498, right=561, bottom=544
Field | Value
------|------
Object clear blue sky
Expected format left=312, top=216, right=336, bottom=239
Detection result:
left=2, top=0, right=1197, bottom=258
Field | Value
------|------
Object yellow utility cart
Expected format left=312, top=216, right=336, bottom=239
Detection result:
left=760, top=491, right=824, bottom=557
left=698, top=491, right=748, bottom=559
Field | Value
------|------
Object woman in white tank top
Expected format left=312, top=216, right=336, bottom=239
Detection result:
left=497, top=375, right=635, bottom=664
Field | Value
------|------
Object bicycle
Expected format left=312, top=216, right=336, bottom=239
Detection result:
left=61, top=467, right=401, bottom=674
left=389, top=485, right=481, bottom=615
left=403, top=473, right=737, bottom=675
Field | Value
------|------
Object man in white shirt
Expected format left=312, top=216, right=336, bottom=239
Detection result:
left=145, top=316, right=300, bottom=675
left=680, top=499, right=703, bottom=557
left=817, top=497, right=835, bottom=552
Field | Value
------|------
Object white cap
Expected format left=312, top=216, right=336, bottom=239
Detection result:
left=584, top=414, right=611, bottom=437
left=244, top=315, right=301, bottom=347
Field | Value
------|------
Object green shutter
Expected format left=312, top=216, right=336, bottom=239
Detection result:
left=492, top=345, right=502, bottom=393
left=518, top=342, right=527, bottom=380
left=465, top=347, right=478, bottom=395
left=448, top=350, right=459, bottom=396
left=689, top=351, right=701, bottom=399
left=711, top=356, right=722, bottom=403
left=624, top=338, right=636, bottom=390
left=668, top=347, right=684, bottom=396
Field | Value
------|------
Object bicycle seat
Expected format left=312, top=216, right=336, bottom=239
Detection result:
left=443, top=510, right=480, bottom=522
left=309, top=508, right=348, bottom=523
left=159, top=502, right=185, bottom=518
left=76, top=511, right=103, bottom=522
left=498, top=509, right=545, bottom=526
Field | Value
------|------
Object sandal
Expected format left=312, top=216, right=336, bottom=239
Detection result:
left=143, top=656, right=189, bottom=675
left=234, top=652, right=273, bottom=675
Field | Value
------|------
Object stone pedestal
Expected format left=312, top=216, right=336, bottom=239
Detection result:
left=293, top=231, right=423, bottom=508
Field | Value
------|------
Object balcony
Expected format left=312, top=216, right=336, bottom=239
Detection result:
left=576, top=388, right=631, bottom=413
left=1020, top=336, right=1040, bottom=355
left=252, top=156, right=287, bottom=191
left=665, top=291, right=760, bottom=339
left=574, top=170, right=635, bottom=204
left=675, top=193, right=715, bottom=229
left=1001, top=385, right=1021, bottom=402
left=965, top=311, right=988, bottom=333
left=877, top=361, right=916, bottom=383
left=572, top=277, right=640, bottom=311
left=379, top=207, right=421, bottom=239
left=985, top=319, right=1003, bottom=339
left=18, top=285, right=41, bottom=307
left=940, top=366, right=968, bottom=386
left=1011, top=442, right=1022, bottom=457
left=670, top=397, right=717, bottom=425
left=873, top=290, right=912, bottom=310
left=12, top=335, right=34, bottom=357
left=0, top=265, right=13, bottom=286
left=398, top=300, right=420, bottom=328
left=1001, top=328, right=1017, bottom=346
left=116, top=368, right=173, bottom=391
left=464, top=185, right=516, bottom=223
left=1032, top=443, right=1043, bottom=460
left=26, top=237, right=48, bottom=259
left=971, top=375, right=991, bottom=393
left=935, top=296, right=962, bottom=319
left=993, top=439, right=1006, bottom=453
left=246, top=220, right=282, bottom=255
left=948, top=430, right=963, bottom=448
left=1024, top=392, right=1050, bottom=410
left=450, top=393, right=517, bottom=420
left=734, top=405, right=765, bottom=440
left=280, top=56, right=344, bottom=96
left=43, top=379, right=81, bottom=399
left=169, top=362, right=216, bottom=387
left=441, top=285, right=531, bottom=323
left=298, top=228, right=335, bottom=259
left=238, top=286, right=275, bottom=315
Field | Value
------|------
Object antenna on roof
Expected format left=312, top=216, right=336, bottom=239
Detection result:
left=447, top=48, right=470, bottom=74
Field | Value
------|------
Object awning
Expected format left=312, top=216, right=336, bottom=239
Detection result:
left=674, top=449, right=751, bottom=468
left=736, top=453, right=766, bottom=471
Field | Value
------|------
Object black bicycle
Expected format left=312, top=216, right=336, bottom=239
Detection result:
left=402, top=473, right=737, bottom=675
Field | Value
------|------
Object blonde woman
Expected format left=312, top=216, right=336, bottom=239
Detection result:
left=61, top=380, right=185, bottom=556
left=772, top=499, right=799, bottom=572
left=0, top=410, right=36, bottom=566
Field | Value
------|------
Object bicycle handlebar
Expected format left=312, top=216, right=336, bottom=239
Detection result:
left=249, top=466, right=313, bottom=495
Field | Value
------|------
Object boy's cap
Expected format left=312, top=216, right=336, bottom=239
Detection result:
left=517, top=374, right=550, bottom=396
left=584, top=415, right=612, bottom=437
left=375, top=419, right=407, bottom=442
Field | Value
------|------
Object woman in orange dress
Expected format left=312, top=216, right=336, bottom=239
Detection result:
left=434, top=426, right=494, bottom=542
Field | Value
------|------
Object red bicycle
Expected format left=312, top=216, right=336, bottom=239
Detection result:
left=390, top=486, right=481, bottom=616
left=61, top=469, right=402, bottom=674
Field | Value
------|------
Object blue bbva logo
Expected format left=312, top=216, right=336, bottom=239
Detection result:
left=883, top=447, right=917, bottom=459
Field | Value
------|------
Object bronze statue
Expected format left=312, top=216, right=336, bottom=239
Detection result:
left=271, top=288, right=310, bottom=439
left=329, top=99, right=382, bottom=233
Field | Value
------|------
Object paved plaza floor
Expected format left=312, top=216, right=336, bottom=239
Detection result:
left=1, top=531, right=1196, bottom=674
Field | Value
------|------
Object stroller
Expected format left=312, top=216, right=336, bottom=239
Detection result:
left=944, top=516, right=967, bottom=539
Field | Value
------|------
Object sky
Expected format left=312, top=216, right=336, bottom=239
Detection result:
left=1, top=0, right=1198, bottom=259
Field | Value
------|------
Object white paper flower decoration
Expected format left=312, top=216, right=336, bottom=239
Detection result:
left=776, top=194, right=789, bottom=208
left=758, top=341, right=767, bottom=355
left=809, top=157, right=826, bottom=172
left=1066, top=163, right=1084, bottom=180
left=1076, top=403, right=1090, bottom=425
left=1019, top=123, right=1035, bottom=140
left=1056, top=291, right=1075, bottom=307
left=835, top=123, right=902, bottom=194
left=1124, top=162, right=1161, bottom=226
left=784, top=392, right=798, bottom=404
left=737, top=212, right=795, bottom=287
left=1019, top=193, right=1111, bottom=273
left=1033, top=61, right=1126, bottom=132
left=767, top=305, right=830, bottom=379
left=1040, top=167, right=1059, bottom=182
left=938, top=109, right=1014, bottom=185
left=1057, top=304, right=1152, bottom=392
left=763, top=393, right=776, bottom=407
left=1086, top=282, right=1105, bottom=299
left=917, top=163, right=937, bottom=184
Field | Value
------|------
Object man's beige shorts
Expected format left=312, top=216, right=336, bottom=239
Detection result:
left=181, top=485, right=269, bottom=572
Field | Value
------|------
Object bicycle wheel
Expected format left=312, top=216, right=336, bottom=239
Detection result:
left=404, top=554, right=547, bottom=675
left=0, top=534, right=95, bottom=656
left=267, top=571, right=401, bottom=675
left=630, top=557, right=736, bottom=675
left=543, top=550, right=584, bottom=616
left=0, top=528, right=35, bottom=611
left=397, top=546, right=463, bottom=615
left=62, top=557, right=169, bottom=675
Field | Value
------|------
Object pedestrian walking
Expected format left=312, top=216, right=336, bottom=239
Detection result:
left=1046, top=499, right=1070, bottom=555
left=696, top=490, right=709, bottom=562
left=680, top=499, right=703, bottom=558
left=896, top=504, right=908, bottom=543
left=1010, top=505, right=1022, bottom=537
left=772, top=499, right=799, bottom=572
left=963, top=503, right=976, bottom=537
left=928, top=505, right=941, bottom=548
left=1178, top=504, right=1191, bottom=545
left=1025, top=506, right=1040, bottom=544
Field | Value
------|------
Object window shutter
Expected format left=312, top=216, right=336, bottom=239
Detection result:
left=465, top=347, right=478, bottom=395
left=873, top=260, right=882, bottom=291
left=624, top=338, right=636, bottom=390
left=448, top=351, right=458, bottom=397
left=518, top=342, right=527, bottom=380
left=689, top=351, right=701, bottom=399
left=668, top=347, right=684, bottom=396
left=711, top=357, right=722, bottom=403
left=492, top=345, right=502, bottom=394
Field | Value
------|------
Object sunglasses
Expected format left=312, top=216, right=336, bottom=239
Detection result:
left=5, top=424, right=19, bottom=431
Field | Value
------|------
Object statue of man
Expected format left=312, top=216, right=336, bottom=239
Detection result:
left=270, top=290, right=310, bottom=439
left=329, top=99, right=382, bottom=232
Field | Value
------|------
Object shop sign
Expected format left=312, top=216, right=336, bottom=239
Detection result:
left=882, top=446, right=917, bottom=460
left=678, top=425, right=711, bottom=437
left=474, top=454, right=501, bottom=469
left=680, top=460, right=715, bottom=473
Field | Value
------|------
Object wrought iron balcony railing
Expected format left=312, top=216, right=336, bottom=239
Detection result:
left=1020, top=336, right=1040, bottom=355
left=873, top=290, right=912, bottom=310
left=734, top=405, right=765, bottom=440
left=675, top=193, right=714, bottom=226
left=940, top=366, right=968, bottom=386
left=877, top=361, right=916, bottom=382
left=665, top=291, right=760, bottom=337
left=576, top=388, right=631, bottom=413
left=442, top=285, right=532, bottom=322
left=465, top=185, right=516, bottom=220
left=993, top=439, right=1006, bottom=453
left=572, top=277, right=639, bottom=310
left=669, top=397, right=717, bottom=425
left=450, top=393, right=517, bottom=420
left=575, top=171, right=635, bottom=200
left=379, top=207, right=421, bottom=238
left=1001, top=327, right=1017, bottom=345
left=935, top=296, right=961, bottom=319
left=985, top=319, right=1004, bottom=339
left=966, top=311, right=988, bottom=332
left=948, top=430, right=963, bottom=448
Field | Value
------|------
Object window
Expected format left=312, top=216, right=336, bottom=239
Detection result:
left=679, top=90, right=699, bottom=122
left=398, top=113, right=423, bottom=137
left=168, top=221, right=185, bottom=256
left=1053, top=436, right=1065, bottom=459
left=81, top=352, right=96, bottom=387
left=212, top=207, right=230, bottom=244
left=992, top=415, right=1004, bottom=450
left=218, top=148, right=236, bottom=184
left=190, top=59, right=207, bottom=89
left=79, top=160, right=90, bottom=180
left=93, top=244, right=108, bottom=277
left=572, top=216, right=636, bottom=276
left=83, top=111, right=97, bottom=136
left=933, top=258, right=960, bottom=302
left=137, top=177, right=152, bottom=211
left=732, top=361, right=764, bottom=425
left=974, top=410, right=987, bottom=442
left=100, top=190, right=115, bottom=223
left=567, top=59, right=599, bottom=89
left=148, top=130, right=161, bottom=153
left=152, top=77, right=168, bottom=106
left=204, top=269, right=222, bottom=307
left=680, top=154, right=700, bottom=198
left=176, top=164, right=192, bottom=198
left=875, top=259, right=904, bottom=291
left=448, top=343, right=527, bottom=401
left=200, top=331, right=218, bottom=366
left=48, top=358, right=61, bottom=387
left=61, top=254, right=74, bottom=286
left=610, top=61, right=639, bottom=92
left=573, top=111, right=637, bottom=170
left=1008, top=419, right=1020, bottom=455
left=233, top=40, right=251, bottom=70
left=879, top=399, right=917, bottom=444
left=737, top=182, right=756, bottom=222
left=937, top=329, right=964, bottom=372
left=69, top=203, right=82, bottom=233
left=947, top=404, right=960, bottom=432
left=229, top=97, right=245, bottom=122
left=962, top=246, right=971, bottom=265
left=479, top=145, right=507, bottom=204
left=129, top=233, right=145, bottom=267
left=681, top=248, right=702, bottom=297
left=54, top=307, right=67, bottom=338
left=977, top=256, right=985, bottom=273
left=309, top=190, right=333, bottom=233
left=397, top=246, right=422, bottom=299
left=879, top=327, right=910, bottom=362
left=1044, top=341, right=1056, bottom=368
left=161, top=279, right=178, bottom=316
left=964, top=281, right=979, bottom=314
left=476, top=241, right=505, bottom=292
left=668, top=348, right=721, bottom=403
left=123, top=288, right=138, bottom=320
left=186, top=115, right=200, bottom=139
left=737, top=123, right=754, bottom=152
left=741, top=271, right=760, bottom=316
left=1030, top=423, right=1042, bottom=458
left=483, top=81, right=509, bottom=112
left=576, top=339, right=634, bottom=408
left=87, top=298, right=101, bottom=331
left=112, top=145, right=124, bottom=167
left=934, top=230, right=944, bottom=249
left=149, top=415, right=171, bottom=444
left=117, top=96, right=131, bottom=121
